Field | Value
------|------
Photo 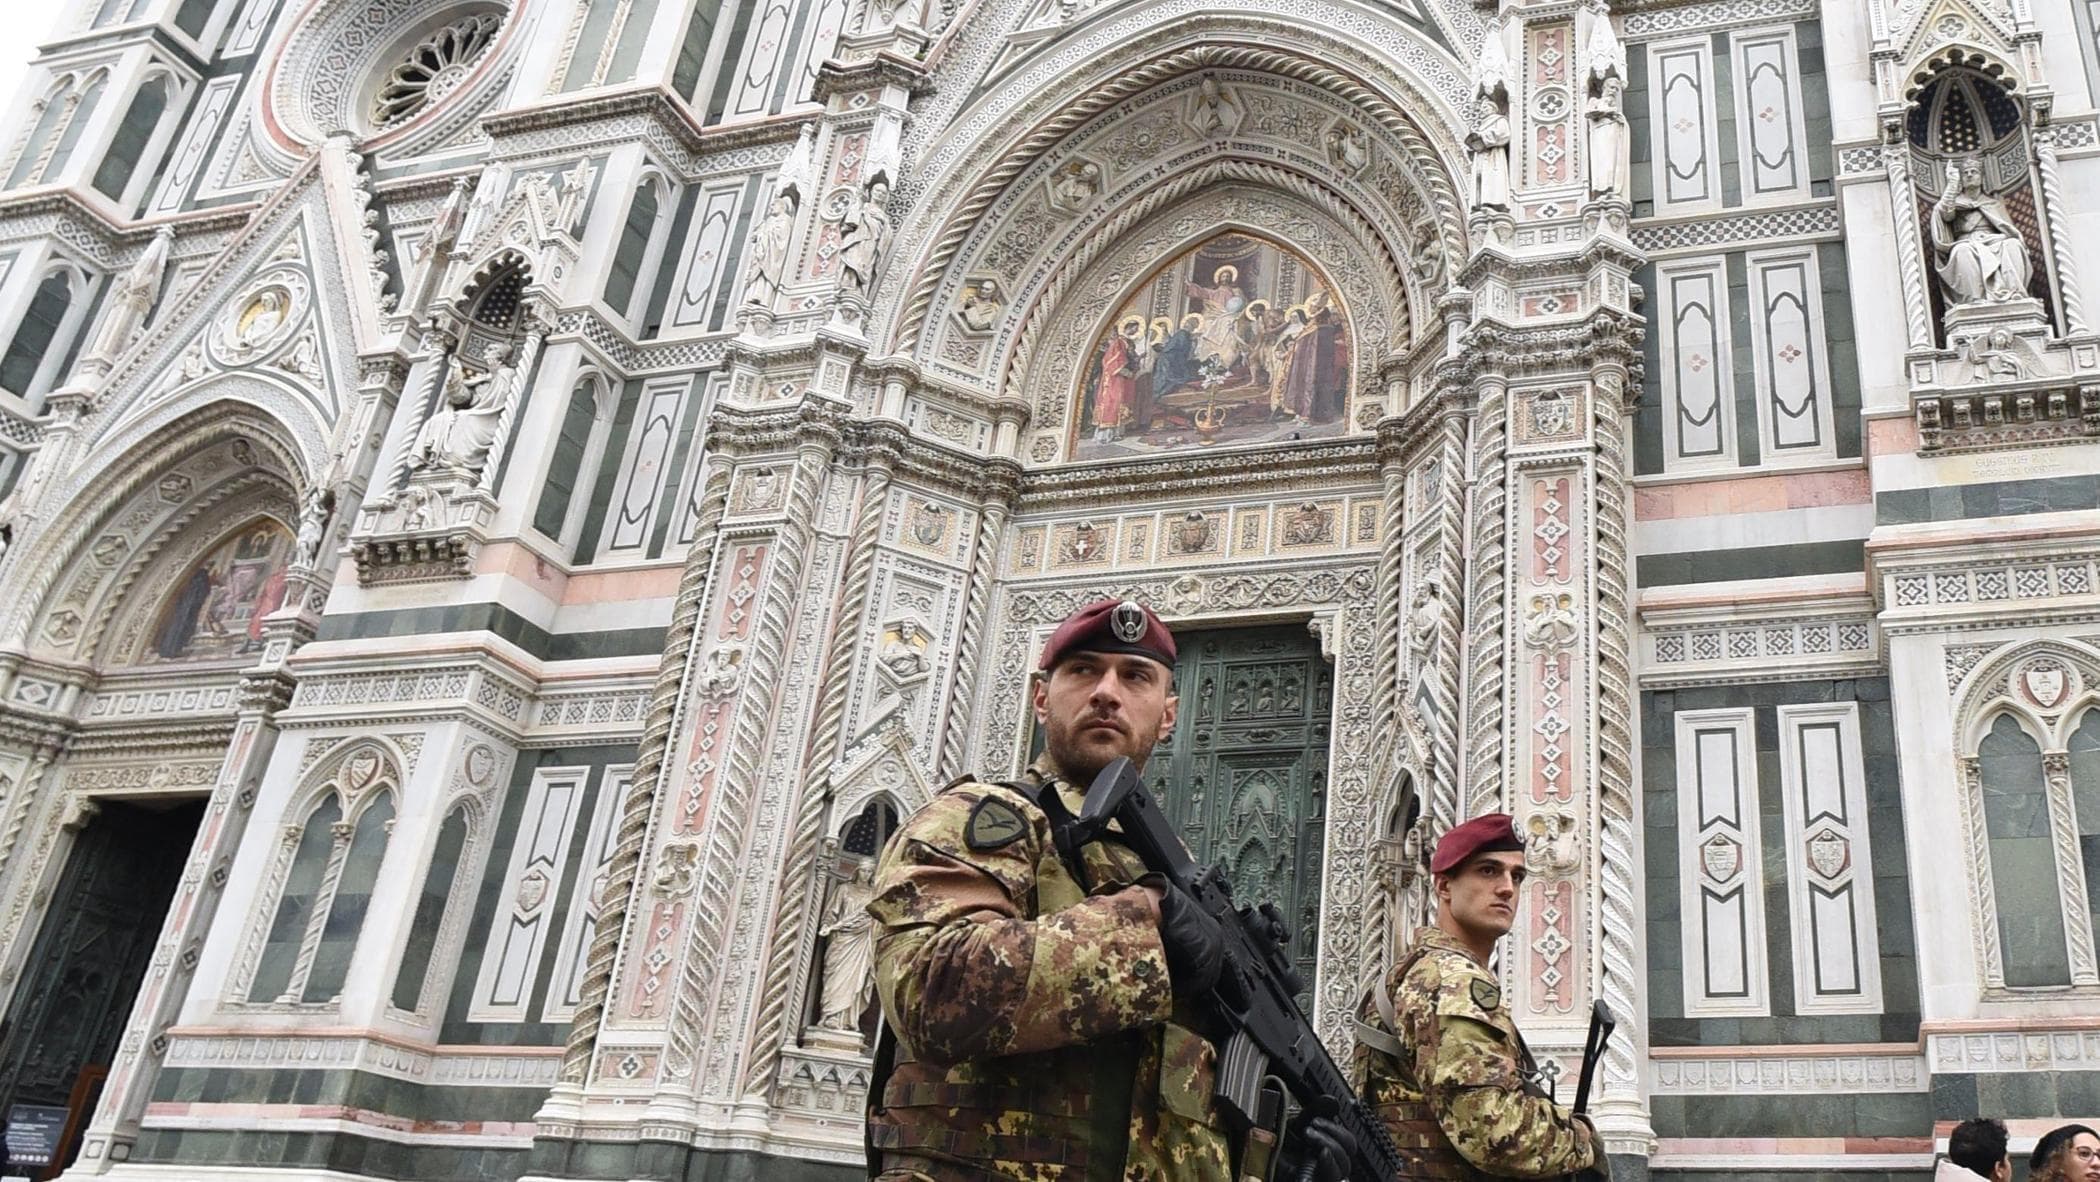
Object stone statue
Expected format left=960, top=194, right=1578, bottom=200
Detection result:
left=1586, top=77, right=1629, bottom=200
left=1467, top=102, right=1513, bottom=213
left=1049, top=160, right=1101, bottom=210
left=294, top=486, right=335, bottom=568
left=85, top=226, right=173, bottom=367
left=1326, top=124, right=1371, bottom=175
left=410, top=346, right=516, bottom=475
left=1961, top=326, right=2045, bottom=383
left=1408, top=578, right=1441, bottom=652
left=741, top=188, right=798, bottom=309
left=815, top=859, right=877, bottom=1033
left=1933, top=158, right=2033, bottom=305
left=957, top=278, right=1003, bottom=332
left=419, top=179, right=470, bottom=263
left=1468, top=25, right=1513, bottom=215
left=838, top=176, right=892, bottom=299
left=1191, top=76, right=1237, bottom=138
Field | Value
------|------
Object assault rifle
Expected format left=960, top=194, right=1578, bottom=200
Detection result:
left=1077, top=758, right=1408, bottom=1181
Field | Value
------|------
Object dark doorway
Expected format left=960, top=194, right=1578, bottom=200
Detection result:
left=0, top=796, right=204, bottom=1180
left=1159, top=625, right=1334, bottom=1003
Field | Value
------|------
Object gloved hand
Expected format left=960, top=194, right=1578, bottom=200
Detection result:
left=1572, top=1114, right=1612, bottom=1182
left=1277, top=1111, right=1356, bottom=1182
left=1148, top=876, right=1224, bottom=997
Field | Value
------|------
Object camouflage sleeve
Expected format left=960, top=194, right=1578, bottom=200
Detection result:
left=868, top=786, right=1174, bottom=1065
left=1421, top=987, right=1599, bottom=1178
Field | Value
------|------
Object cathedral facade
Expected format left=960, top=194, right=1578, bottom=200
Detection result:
left=0, top=0, right=2094, bottom=1178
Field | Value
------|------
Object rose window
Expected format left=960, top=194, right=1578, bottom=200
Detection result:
left=370, top=12, right=503, bottom=128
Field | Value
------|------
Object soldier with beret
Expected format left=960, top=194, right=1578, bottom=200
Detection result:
left=864, top=597, right=1238, bottom=1179
left=1352, top=814, right=1607, bottom=1181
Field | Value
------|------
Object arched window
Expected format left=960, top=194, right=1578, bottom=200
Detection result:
left=532, top=378, right=603, bottom=544
left=841, top=798, right=900, bottom=859
left=303, top=793, right=396, bottom=1002
left=2071, top=708, right=2100, bottom=933
left=605, top=179, right=664, bottom=322
left=0, top=269, right=80, bottom=399
left=391, top=804, right=471, bottom=1013
left=92, top=73, right=172, bottom=208
left=8, top=82, right=74, bottom=188
left=239, top=745, right=401, bottom=1006
left=248, top=795, right=344, bottom=1002
left=41, top=72, right=108, bottom=182
left=1978, top=714, right=2071, bottom=986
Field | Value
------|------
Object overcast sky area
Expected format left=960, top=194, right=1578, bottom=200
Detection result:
left=0, top=8, right=76, bottom=127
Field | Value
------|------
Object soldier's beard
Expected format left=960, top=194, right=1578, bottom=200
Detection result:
left=1043, top=713, right=1160, bottom=784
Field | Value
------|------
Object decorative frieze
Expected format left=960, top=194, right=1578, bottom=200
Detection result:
left=1651, top=1049, right=1927, bottom=1094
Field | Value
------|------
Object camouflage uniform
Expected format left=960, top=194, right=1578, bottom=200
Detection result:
left=865, top=763, right=1232, bottom=1181
left=1352, top=926, right=1603, bottom=1180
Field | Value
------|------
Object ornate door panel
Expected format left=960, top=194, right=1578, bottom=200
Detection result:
left=1162, top=626, right=1334, bottom=1000
left=0, top=800, right=201, bottom=1117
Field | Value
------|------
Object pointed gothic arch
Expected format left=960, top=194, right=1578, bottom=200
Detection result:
left=3, top=399, right=310, bottom=658
left=874, top=21, right=1476, bottom=365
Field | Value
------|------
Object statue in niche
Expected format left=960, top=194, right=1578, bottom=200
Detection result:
left=1467, top=28, right=1513, bottom=215
left=1049, top=160, right=1102, bottom=210
left=1467, top=103, right=1513, bottom=212
left=838, top=175, right=893, bottom=300
left=232, top=288, right=289, bottom=354
left=956, top=277, right=1004, bottom=333
left=815, top=858, right=878, bottom=1034
left=1190, top=76, right=1238, bottom=138
left=410, top=345, right=517, bottom=476
left=741, top=187, right=799, bottom=309
left=1585, top=77, right=1629, bottom=201
left=1932, top=158, right=2033, bottom=305
left=86, top=226, right=173, bottom=366
left=294, top=486, right=335, bottom=569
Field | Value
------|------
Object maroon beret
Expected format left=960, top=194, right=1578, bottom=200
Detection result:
left=1431, top=812, right=1527, bottom=874
left=1038, top=598, right=1177, bottom=671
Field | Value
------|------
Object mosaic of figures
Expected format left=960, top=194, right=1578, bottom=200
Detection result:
left=144, top=517, right=294, bottom=664
left=1072, top=233, right=1352, bottom=459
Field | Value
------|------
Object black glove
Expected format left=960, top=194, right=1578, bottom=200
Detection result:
left=1150, top=878, right=1224, bottom=997
left=1278, top=1112, right=1356, bottom=1182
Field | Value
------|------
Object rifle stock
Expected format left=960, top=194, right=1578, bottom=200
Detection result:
left=1081, top=759, right=1409, bottom=1181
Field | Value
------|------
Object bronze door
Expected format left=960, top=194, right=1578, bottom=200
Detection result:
left=1161, top=625, right=1334, bottom=1004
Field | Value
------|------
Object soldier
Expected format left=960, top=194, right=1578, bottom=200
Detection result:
left=864, top=598, right=1349, bottom=1181
left=1352, top=813, right=1607, bottom=1181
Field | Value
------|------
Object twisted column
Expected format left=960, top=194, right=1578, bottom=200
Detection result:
left=1464, top=375, right=1510, bottom=819
left=1430, top=415, right=1468, bottom=830
left=674, top=436, right=829, bottom=1084
left=939, top=484, right=1015, bottom=781
left=557, top=459, right=732, bottom=1086
left=1883, top=137, right=1934, bottom=349
left=2032, top=132, right=2088, bottom=335
left=738, top=451, right=893, bottom=1097
left=1371, top=458, right=1406, bottom=779
left=1590, top=365, right=1642, bottom=1094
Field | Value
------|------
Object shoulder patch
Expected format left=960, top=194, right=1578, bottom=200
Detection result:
left=1470, top=977, right=1502, bottom=1012
left=965, top=795, right=1029, bottom=850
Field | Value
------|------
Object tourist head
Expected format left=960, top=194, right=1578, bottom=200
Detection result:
left=1948, top=1117, right=2009, bottom=1182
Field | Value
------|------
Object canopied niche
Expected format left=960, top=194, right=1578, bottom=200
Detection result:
left=1905, top=68, right=2053, bottom=339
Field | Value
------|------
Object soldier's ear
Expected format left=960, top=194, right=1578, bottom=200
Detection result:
left=1030, top=672, right=1050, bottom=723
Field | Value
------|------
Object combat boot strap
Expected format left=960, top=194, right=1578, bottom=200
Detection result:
left=1360, top=943, right=1481, bottom=1182
left=865, top=773, right=1137, bottom=1182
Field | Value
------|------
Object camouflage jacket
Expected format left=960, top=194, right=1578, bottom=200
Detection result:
left=1352, top=926, right=1600, bottom=1180
left=865, top=764, right=1233, bottom=1182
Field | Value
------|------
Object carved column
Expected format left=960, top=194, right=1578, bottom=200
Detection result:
left=2030, top=128, right=2089, bottom=335
left=1882, top=121, right=1935, bottom=350
left=2041, top=751, right=2100, bottom=984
